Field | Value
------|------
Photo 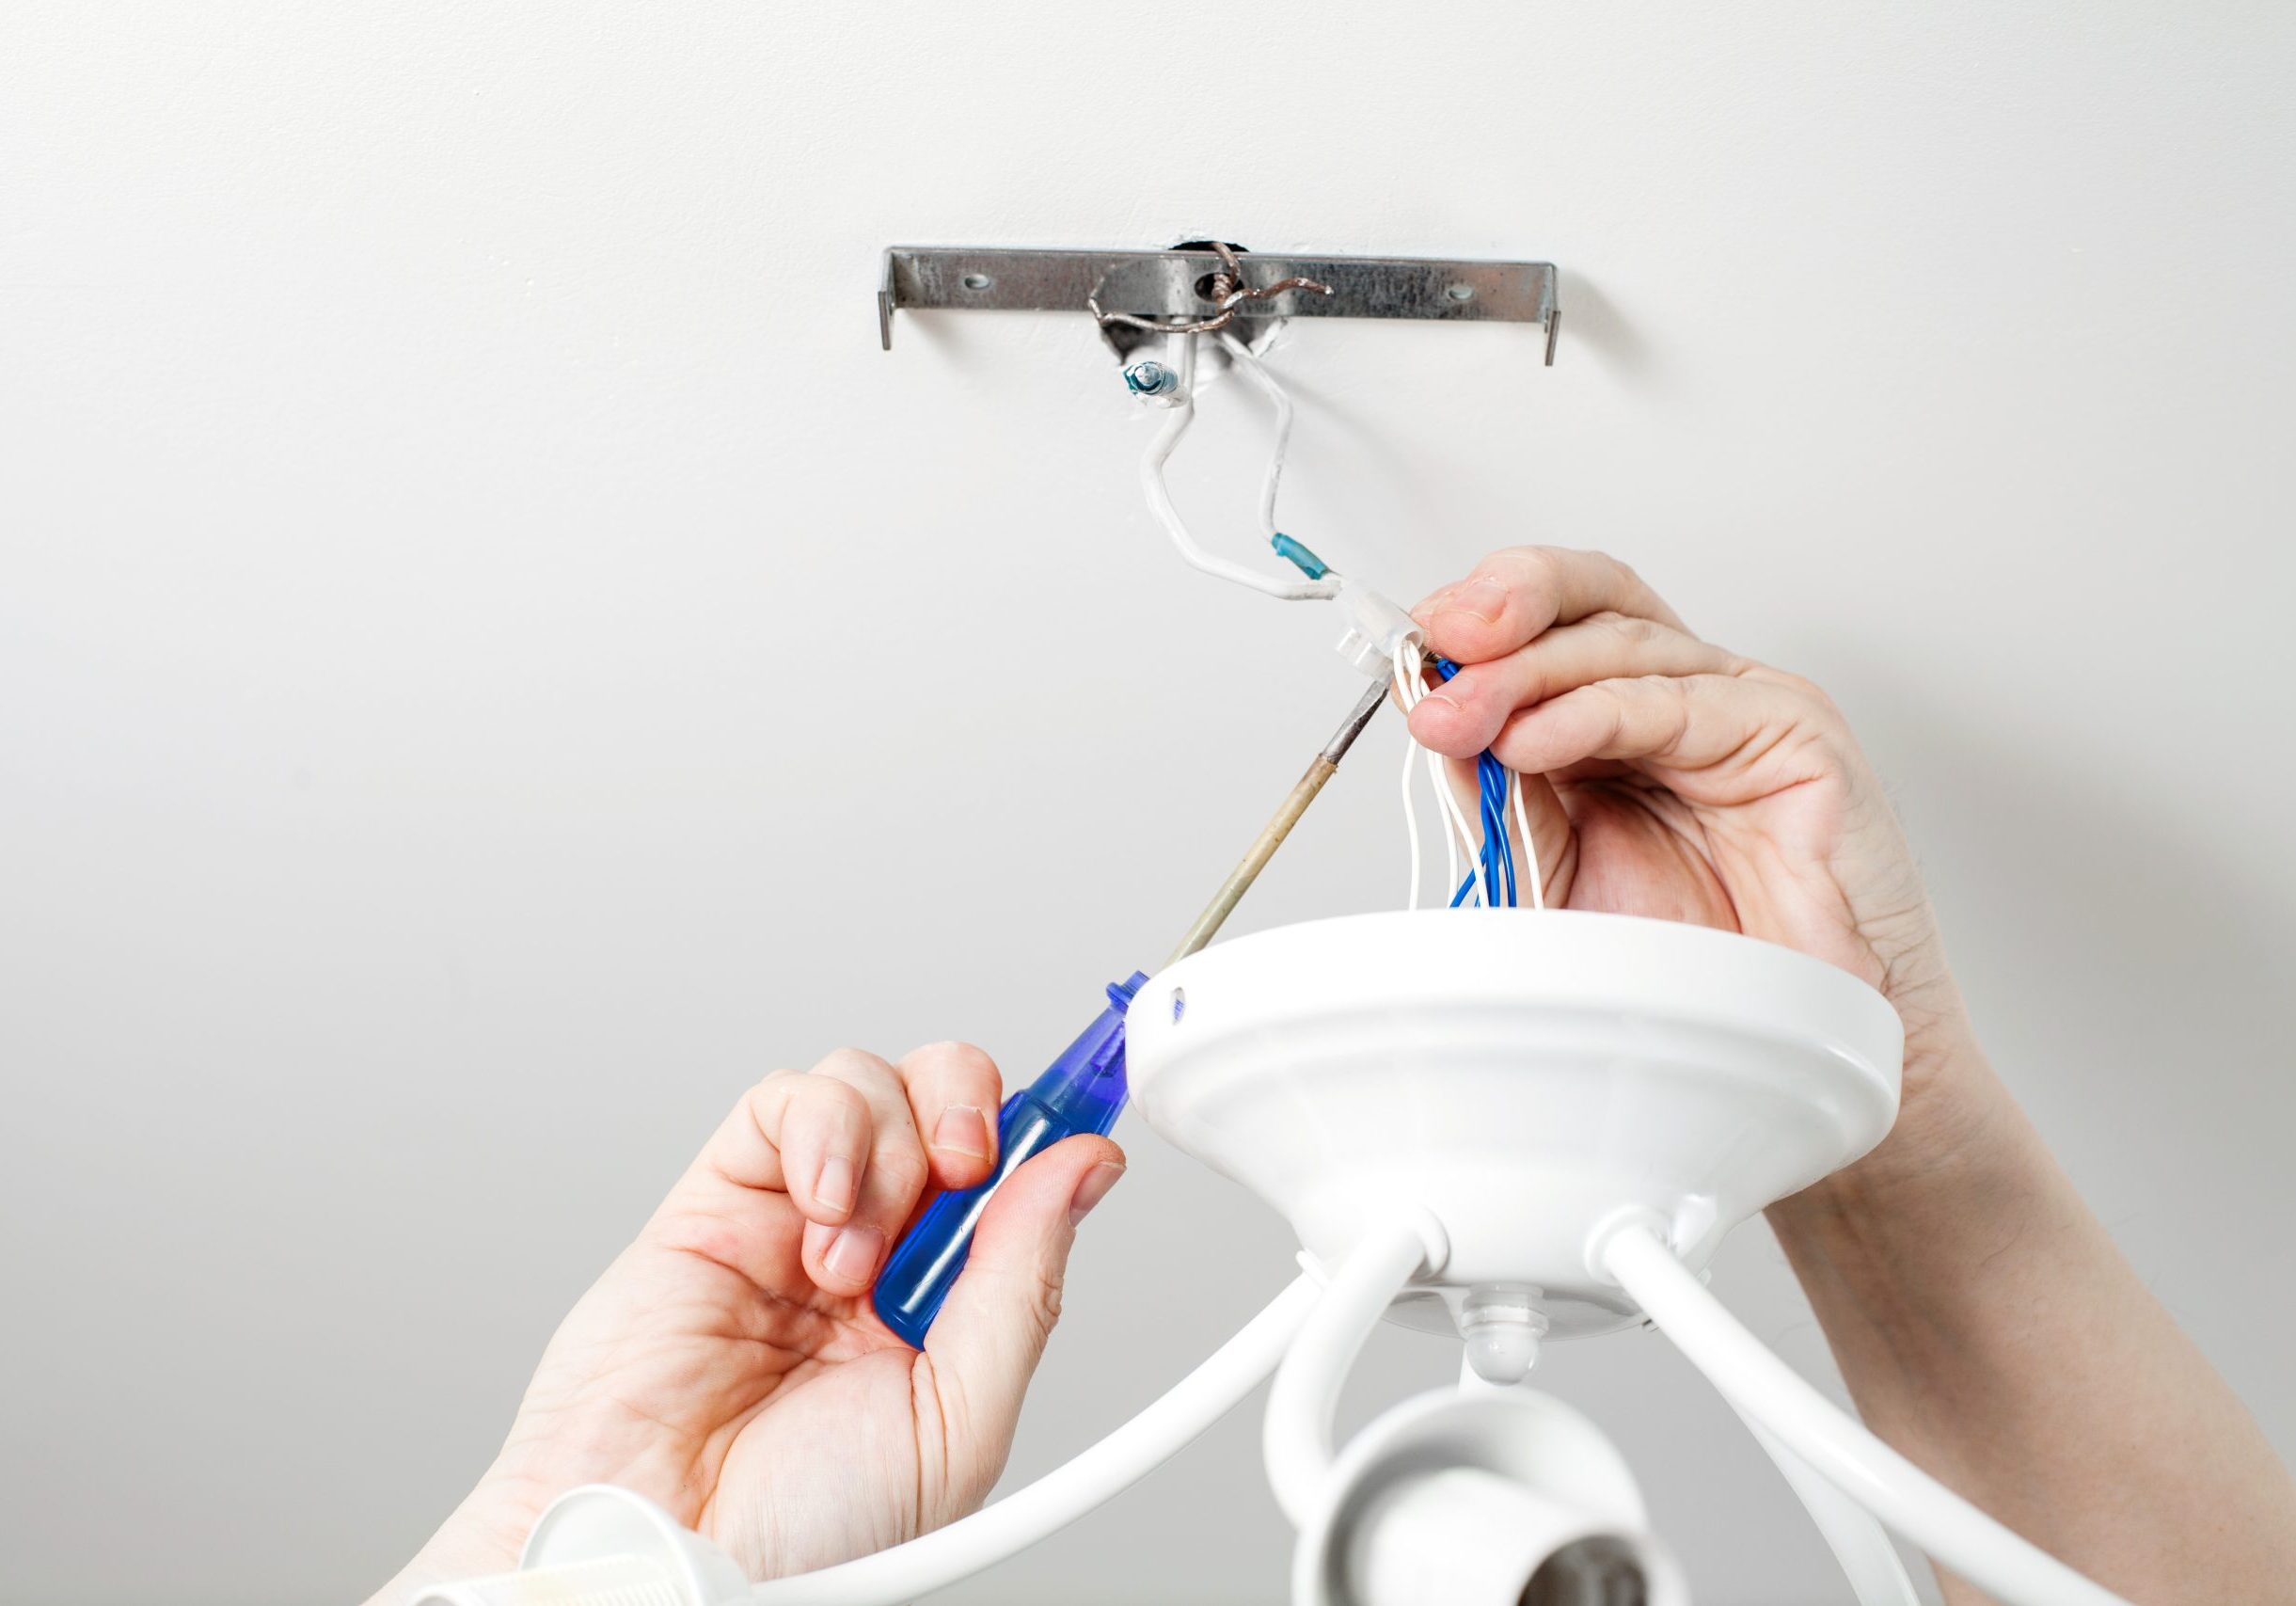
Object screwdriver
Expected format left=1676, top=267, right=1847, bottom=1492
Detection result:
left=872, top=676, right=1393, bottom=1346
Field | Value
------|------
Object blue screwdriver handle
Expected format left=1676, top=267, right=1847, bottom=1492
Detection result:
left=872, top=972, right=1147, bottom=1347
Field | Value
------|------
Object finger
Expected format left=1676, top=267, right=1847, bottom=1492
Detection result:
left=896, top=1041, right=1005, bottom=1190
left=1409, top=612, right=1740, bottom=758
left=924, top=1134, right=1125, bottom=1470
left=795, top=1048, right=935, bottom=1296
left=1488, top=671, right=1834, bottom=788
left=650, top=1066, right=878, bottom=1294
left=683, top=1067, right=867, bottom=1211
left=1412, top=548, right=1688, bottom=668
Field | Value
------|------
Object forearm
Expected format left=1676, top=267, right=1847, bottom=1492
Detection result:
left=361, top=1459, right=547, bottom=1606
left=1768, top=1024, right=2296, bottom=1604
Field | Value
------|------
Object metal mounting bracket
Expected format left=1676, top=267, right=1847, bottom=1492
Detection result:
left=877, top=246, right=1560, bottom=365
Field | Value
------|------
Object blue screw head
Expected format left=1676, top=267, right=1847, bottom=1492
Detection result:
left=1124, top=360, right=1180, bottom=398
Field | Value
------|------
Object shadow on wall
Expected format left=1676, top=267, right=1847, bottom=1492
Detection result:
left=1551, top=273, right=1655, bottom=379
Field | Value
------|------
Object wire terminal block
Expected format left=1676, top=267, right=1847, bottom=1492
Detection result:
left=1333, top=578, right=1422, bottom=678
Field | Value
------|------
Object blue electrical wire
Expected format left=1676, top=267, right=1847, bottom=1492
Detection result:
left=1435, top=658, right=1518, bottom=908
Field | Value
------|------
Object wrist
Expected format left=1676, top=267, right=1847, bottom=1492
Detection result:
left=1769, top=1006, right=2022, bottom=1234
left=364, top=1467, right=549, bottom=1605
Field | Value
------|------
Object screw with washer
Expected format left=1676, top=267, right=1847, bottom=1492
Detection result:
left=1123, top=360, right=1182, bottom=398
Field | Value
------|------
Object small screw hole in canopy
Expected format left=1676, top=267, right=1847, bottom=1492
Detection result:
left=1171, top=988, right=1187, bottom=1024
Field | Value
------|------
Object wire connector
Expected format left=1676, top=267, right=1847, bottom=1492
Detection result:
left=1332, top=578, right=1422, bottom=677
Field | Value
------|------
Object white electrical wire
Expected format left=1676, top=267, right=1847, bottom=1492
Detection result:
left=1508, top=771, right=1546, bottom=910
left=1390, top=643, right=1491, bottom=909
left=1431, top=746, right=1467, bottom=904
left=1427, top=730, right=1485, bottom=904
left=1150, top=328, right=1550, bottom=913
left=1393, top=642, right=1425, bottom=910
left=1138, top=333, right=1340, bottom=603
left=1214, top=330, right=1293, bottom=548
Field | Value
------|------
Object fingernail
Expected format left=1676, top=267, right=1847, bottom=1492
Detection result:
left=1411, top=584, right=1458, bottom=624
left=1069, top=1161, right=1126, bottom=1226
left=1436, top=578, right=1507, bottom=622
left=932, top=1104, right=990, bottom=1161
left=825, top=1223, right=884, bottom=1285
left=815, top=1154, right=857, bottom=1216
left=1419, top=689, right=1463, bottom=717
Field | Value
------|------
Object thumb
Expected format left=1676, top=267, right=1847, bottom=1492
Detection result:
left=922, top=1134, right=1126, bottom=1470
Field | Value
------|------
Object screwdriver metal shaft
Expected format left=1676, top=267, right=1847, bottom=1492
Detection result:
left=1164, top=676, right=1392, bottom=967
left=877, top=673, right=1398, bottom=1346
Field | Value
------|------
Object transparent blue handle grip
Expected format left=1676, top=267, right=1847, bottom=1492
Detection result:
left=872, top=972, right=1147, bottom=1348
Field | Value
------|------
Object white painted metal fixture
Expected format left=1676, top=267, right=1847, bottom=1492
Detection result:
left=417, top=913, right=2134, bottom=1606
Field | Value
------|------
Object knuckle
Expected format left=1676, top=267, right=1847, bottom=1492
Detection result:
left=870, top=1141, right=932, bottom=1199
left=1011, top=1263, right=1066, bottom=1331
left=907, top=1040, right=999, bottom=1084
left=1481, top=545, right=1556, bottom=596
left=1518, top=545, right=1567, bottom=587
left=1640, top=672, right=1692, bottom=713
left=1588, top=610, right=1660, bottom=647
left=1584, top=687, right=1631, bottom=746
left=971, top=1261, right=1066, bottom=1343
left=815, top=1045, right=901, bottom=1096
left=743, top=1068, right=805, bottom=1125
left=1501, top=655, right=1550, bottom=707
left=1755, top=665, right=1844, bottom=719
left=1800, top=677, right=1845, bottom=719
left=796, top=1073, right=870, bottom=1122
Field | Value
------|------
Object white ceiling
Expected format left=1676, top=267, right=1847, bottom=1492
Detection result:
left=4, top=3, right=2293, bottom=1602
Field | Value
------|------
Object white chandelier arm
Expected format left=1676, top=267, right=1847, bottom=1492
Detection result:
left=1601, top=1221, right=2130, bottom=1606
left=745, top=1275, right=1320, bottom=1606
left=1262, top=1220, right=1441, bottom=1528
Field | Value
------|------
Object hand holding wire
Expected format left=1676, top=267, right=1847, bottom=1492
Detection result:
left=1389, top=645, right=1545, bottom=912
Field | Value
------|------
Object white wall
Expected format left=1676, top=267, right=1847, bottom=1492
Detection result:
left=4, top=4, right=2292, bottom=1601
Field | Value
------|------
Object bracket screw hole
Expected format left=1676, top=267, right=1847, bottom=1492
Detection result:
left=961, top=273, right=993, bottom=292
left=1446, top=282, right=1476, bottom=303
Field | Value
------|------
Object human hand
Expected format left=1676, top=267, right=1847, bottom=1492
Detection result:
left=1404, top=550, right=2296, bottom=1606
left=1406, top=548, right=1978, bottom=1157
left=372, top=1043, right=1125, bottom=1598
